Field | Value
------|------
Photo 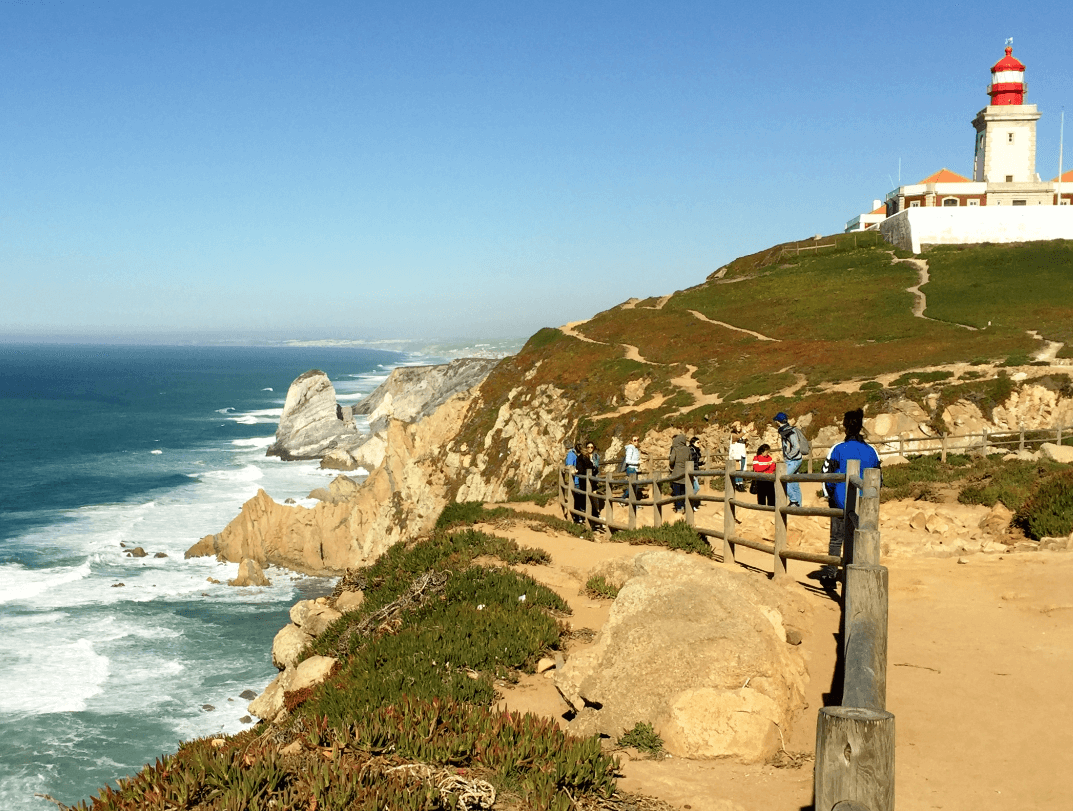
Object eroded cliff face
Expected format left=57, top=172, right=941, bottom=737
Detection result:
left=189, top=392, right=480, bottom=575
left=451, top=383, right=579, bottom=503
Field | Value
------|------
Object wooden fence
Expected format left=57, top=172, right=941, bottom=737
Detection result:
left=558, top=459, right=894, bottom=810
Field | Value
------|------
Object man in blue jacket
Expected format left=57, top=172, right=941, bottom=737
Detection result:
left=810, top=408, right=881, bottom=586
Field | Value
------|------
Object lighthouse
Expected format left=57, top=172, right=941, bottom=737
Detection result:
left=972, top=42, right=1043, bottom=196
left=987, top=45, right=1027, bottom=105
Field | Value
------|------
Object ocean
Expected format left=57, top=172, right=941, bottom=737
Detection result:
left=0, top=340, right=515, bottom=810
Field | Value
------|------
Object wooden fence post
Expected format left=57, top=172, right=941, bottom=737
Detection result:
left=684, top=461, right=695, bottom=527
left=940, top=432, right=948, bottom=463
left=603, top=469, right=613, bottom=530
left=982, top=429, right=988, bottom=455
left=723, top=462, right=736, bottom=564
left=584, top=474, right=594, bottom=531
left=627, top=472, right=637, bottom=530
left=842, top=563, right=889, bottom=711
left=1058, top=425, right=1064, bottom=446
left=1019, top=423, right=1025, bottom=452
left=773, top=461, right=788, bottom=579
left=652, top=471, right=663, bottom=528
left=843, top=460, right=860, bottom=565
left=815, top=706, right=895, bottom=811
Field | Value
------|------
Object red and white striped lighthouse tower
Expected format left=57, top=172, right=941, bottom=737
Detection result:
left=988, top=45, right=1027, bottom=106
left=972, top=41, right=1041, bottom=189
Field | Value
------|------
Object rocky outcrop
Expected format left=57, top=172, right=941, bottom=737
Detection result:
left=453, top=383, right=580, bottom=503
left=554, top=550, right=811, bottom=763
left=355, top=358, right=499, bottom=428
left=229, top=558, right=271, bottom=587
left=266, top=370, right=360, bottom=461
left=189, top=391, right=481, bottom=575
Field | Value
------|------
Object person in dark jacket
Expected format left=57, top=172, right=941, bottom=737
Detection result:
left=668, top=433, right=690, bottom=513
left=576, top=442, right=602, bottom=519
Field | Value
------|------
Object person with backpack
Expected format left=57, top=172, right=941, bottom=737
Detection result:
left=688, top=436, right=704, bottom=509
left=668, top=433, right=690, bottom=513
left=728, top=432, right=747, bottom=491
left=773, top=412, right=809, bottom=508
left=809, top=408, right=881, bottom=587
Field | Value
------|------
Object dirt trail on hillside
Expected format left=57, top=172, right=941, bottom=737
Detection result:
left=686, top=309, right=781, bottom=342
left=892, top=253, right=977, bottom=331
left=485, top=502, right=1073, bottom=811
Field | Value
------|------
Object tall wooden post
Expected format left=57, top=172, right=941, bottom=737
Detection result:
left=940, top=432, right=948, bottom=463
left=815, top=707, right=895, bottom=811
left=684, top=461, right=695, bottom=527
left=842, top=564, right=889, bottom=710
left=1019, top=423, right=1025, bottom=452
left=1058, top=425, right=1064, bottom=445
left=842, top=460, right=861, bottom=566
left=584, top=474, right=594, bottom=531
left=652, top=471, right=663, bottom=528
left=722, top=462, right=736, bottom=564
left=602, top=469, right=613, bottom=531
left=772, top=461, right=788, bottom=579
left=627, top=472, right=637, bottom=530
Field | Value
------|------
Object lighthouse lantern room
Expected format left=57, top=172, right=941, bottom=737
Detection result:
left=988, top=44, right=1027, bottom=105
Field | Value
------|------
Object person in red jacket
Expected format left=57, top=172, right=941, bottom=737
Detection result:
left=751, top=443, right=776, bottom=507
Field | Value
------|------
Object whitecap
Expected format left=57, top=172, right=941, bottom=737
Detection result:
left=215, top=407, right=234, bottom=415
left=0, top=561, right=92, bottom=605
left=150, top=449, right=163, bottom=455
left=231, top=437, right=274, bottom=449
left=201, top=465, right=264, bottom=483
left=233, top=415, right=259, bottom=425
left=261, top=387, right=273, bottom=391
left=0, top=638, right=109, bottom=715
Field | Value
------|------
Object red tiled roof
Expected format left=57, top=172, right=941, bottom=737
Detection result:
left=1053, top=169, right=1073, bottom=183
left=870, top=203, right=886, bottom=214
left=918, top=168, right=972, bottom=184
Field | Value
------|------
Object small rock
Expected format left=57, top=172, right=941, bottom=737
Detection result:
left=335, top=589, right=365, bottom=613
left=154, top=552, right=168, bottom=558
left=239, top=689, right=258, bottom=700
left=280, top=740, right=303, bottom=756
left=785, top=628, right=804, bottom=645
left=127, top=547, right=148, bottom=558
left=202, top=704, right=215, bottom=712
left=239, top=715, right=252, bottom=724
left=211, top=739, right=227, bottom=749
left=909, top=511, right=927, bottom=531
left=111, top=583, right=125, bottom=588
left=206, top=577, right=221, bottom=584
left=535, top=657, right=556, bottom=674
left=956, top=557, right=968, bottom=565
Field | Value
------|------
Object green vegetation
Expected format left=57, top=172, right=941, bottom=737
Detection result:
left=616, top=721, right=665, bottom=756
left=1014, top=469, right=1073, bottom=540
left=880, top=453, right=1068, bottom=515
left=585, top=574, right=621, bottom=600
left=73, top=519, right=624, bottom=811
left=612, top=520, right=714, bottom=557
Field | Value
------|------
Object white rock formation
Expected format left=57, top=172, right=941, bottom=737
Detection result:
left=267, top=370, right=360, bottom=461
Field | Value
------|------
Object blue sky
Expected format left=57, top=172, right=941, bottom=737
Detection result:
left=2, top=1, right=1070, bottom=342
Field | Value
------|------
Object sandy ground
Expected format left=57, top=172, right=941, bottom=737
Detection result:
left=481, top=502, right=1073, bottom=811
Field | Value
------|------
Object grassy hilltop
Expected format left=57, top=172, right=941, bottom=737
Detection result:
left=460, top=233, right=1073, bottom=473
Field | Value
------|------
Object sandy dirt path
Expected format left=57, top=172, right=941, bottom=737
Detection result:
left=484, top=502, right=1073, bottom=811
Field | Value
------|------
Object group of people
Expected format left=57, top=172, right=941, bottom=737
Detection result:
left=564, top=409, right=882, bottom=586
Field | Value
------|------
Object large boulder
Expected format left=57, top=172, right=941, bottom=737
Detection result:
left=1040, top=442, right=1073, bottom=464
left=554, top=550, right=811, bottom=763
left=267, top=370, right=360, bottom=461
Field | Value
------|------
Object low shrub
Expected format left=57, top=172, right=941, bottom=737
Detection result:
left=585, top=574, right=620, bottom=599
left=617, top=721, right=664, bottom=755
left=1013, top=469, right=1073, bottom=540
left=612, top=520, right=714, bottom=557
left=436, top=501, right=512, bottom=530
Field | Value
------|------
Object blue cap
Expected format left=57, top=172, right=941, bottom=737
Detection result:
left=773, top=412, right=788, bottom=423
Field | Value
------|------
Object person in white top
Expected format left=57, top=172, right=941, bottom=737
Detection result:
left=728, top=433, right=747, bottom=491
left=622, top=435, right=641, bottom=498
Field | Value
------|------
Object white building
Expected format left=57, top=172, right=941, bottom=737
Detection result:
left=844, top=45, right=1073, bottom=250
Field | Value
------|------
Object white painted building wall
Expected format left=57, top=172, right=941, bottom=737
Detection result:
left=879, top=207, right=1073, bottom=254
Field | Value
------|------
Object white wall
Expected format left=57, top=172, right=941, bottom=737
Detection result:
left=879, top=208, right=1073, bottom=254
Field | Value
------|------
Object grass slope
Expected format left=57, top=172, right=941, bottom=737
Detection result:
left=457, top=234, right=1073, bottom=494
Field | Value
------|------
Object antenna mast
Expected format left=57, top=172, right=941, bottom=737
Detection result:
left=1059, top=110, right=1065, bottom=206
